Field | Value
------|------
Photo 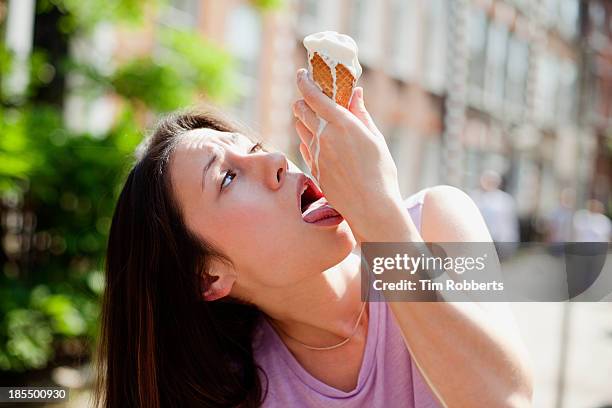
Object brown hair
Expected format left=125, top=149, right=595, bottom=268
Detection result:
left=94, top=111, right=266, bottom=407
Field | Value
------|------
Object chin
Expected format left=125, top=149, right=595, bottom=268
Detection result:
left=341, top=221, right=357, bottom=246
left=329, top=221, right=357, bottom=257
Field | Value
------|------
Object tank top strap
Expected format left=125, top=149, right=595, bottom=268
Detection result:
left=403, top=188, right=430, bottom=233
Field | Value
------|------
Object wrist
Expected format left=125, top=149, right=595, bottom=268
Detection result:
left=353, top=196, right=421, bottom=243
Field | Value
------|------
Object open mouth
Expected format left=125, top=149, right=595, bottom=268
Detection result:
left=300, top=177, right=323, bottom=214
left=298, top=176, right=343, bottom=224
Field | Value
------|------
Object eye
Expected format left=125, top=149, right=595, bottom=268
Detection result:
left=219, top=142, right=264, bottom=191
left=220, top=170, right=236, bottom=190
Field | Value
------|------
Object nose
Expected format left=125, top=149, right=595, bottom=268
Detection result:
left=259, top=151, right=288, bottom=190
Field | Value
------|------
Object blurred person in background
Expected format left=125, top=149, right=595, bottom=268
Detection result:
left=95, top=71, right=532, bottom=407
left=565, top=199, right=611, bottom=300
left=545, top=187, right=576, bottom=256
left=573, top=199, right=611, bottom=243
left=470, top=170, right=520, bottom=260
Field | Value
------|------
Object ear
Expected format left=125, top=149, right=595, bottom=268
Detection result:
left=202, top=259, right=237, bottom=301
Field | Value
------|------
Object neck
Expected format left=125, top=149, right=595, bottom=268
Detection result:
left=255, top=246, right=366, bottom=348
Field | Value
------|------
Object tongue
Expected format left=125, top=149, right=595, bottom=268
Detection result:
left=302, top=197, right=342, bottom=223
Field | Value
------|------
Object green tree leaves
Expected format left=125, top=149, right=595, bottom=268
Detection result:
left=0, top=0, right=280, bottom=373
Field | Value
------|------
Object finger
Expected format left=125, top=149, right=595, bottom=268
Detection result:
left=296, top=68, right=343, bottom=123
left=295, top=119, right=314, bottom=148
left=292, top=99, right=320, bottom=135
left=348, top=87, right=382, bottom=138
left=299, top=142, right=312, bottom=168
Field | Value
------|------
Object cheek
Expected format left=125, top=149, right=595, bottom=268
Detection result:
left=206, top=206, right=296, bottom=285
left=205, top=197, right=292, bottom=252
left=224, top=198, right=282, bottom=233
left=191, top=188, right=353, bottom=287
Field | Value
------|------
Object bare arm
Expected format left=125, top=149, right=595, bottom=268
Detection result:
left=376, top=185, right=533, bottom=407
left=293, top=72, right=532, bottom=406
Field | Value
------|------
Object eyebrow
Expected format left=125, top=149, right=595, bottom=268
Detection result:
left=201, top=152, right=219, bottom=192
left=200, top=134, right=239, bottom=192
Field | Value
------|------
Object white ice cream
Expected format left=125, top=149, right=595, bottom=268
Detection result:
left=303, top=31, right=362, bottom=80
left=303, top=31, right=362, bottom=183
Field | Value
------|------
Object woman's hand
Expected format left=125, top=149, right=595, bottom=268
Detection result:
left=292, top=68, right=408, bottom=241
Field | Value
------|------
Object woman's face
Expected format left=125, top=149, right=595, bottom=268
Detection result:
left=169, top=128, right=356, bottom=297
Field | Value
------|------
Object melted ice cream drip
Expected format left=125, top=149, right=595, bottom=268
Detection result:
left=303, top=31, right=361, bottom=184
left=303, top=31, right=362, bottom=79
left=308, top=117, right=327, bottom=181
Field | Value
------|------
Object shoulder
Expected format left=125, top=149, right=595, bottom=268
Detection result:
left=400, top=186, right=483, bottom=239
left=419, top=185, right=492, bottom=242
left=402, top=185, right=476, bottom=217
left=422, top=184, right=471, bottom=202
left=406, top=185, right=477, bottom=207
left=420, top=185, right=478, bottom=216
left=423, top=184, right=477, bottom=213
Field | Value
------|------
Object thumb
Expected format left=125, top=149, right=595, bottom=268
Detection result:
left=349, top=87, right=380, bottom=135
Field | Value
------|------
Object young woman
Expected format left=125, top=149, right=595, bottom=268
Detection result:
left=95, top=68, right=533, bottom=407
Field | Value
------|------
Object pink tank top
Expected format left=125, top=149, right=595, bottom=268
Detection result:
left=252, top=189, right=441, bottom=407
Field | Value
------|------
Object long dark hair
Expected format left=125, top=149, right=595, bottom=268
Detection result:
left=94, top=111, right=266, bottom=407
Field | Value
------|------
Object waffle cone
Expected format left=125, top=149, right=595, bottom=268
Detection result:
left=309, top=52, right=356, bottom=108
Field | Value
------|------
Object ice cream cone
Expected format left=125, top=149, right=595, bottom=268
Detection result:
left=309, top=52, right=356, bottom=109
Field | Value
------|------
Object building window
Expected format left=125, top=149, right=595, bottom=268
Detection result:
left=556, top=59, right=578, bottom=125
left=349, top=0, right=383, bottom=65
left=505, top=35, right=528, bottom=115
left=464, top=147, right=482, bottom=191
left=509, top=0, right=529, bottom=15
left=225, top=5, right=261, bottom=124
left=423, top=0, right=448, bottom=93
left=541, top=0, right=560, bottom=28
left=534, top=54, right=559, bottom=126
left=301, top=0, right=318, bottom=20
left=349, top=0, right=365, bottom=45
left=588, top=2, right=606, bottom=31
left=388, top=0, right=419, bottom=80
left=558, top=0, right=579, bottom=39
left=298, top=0, right=320, bottom=33
left=467, top=6, right=488, bottom=99
left=298, top=0, right=341, bottom=35
left=484, top=22, right=509, bottom=112
left=64, top=23, right=116, bottom=135
left=3, top=0, right=36, bottom=96
left=589, top=72, right=603, bottom=124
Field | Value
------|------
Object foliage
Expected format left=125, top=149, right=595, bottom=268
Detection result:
left=0, top=44, right=12, bottom=76
left=251, top=0, right=285, bottom=11
left=0, top=0, right=260, bottom=373
left=0, top=105, right=140, bottom=371
left=110, top=29, right=237, bottom=112
left=38, top=0, right=158, bottom=32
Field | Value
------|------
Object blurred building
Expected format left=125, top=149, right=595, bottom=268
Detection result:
left=581, top=0, right=612, bottom=209
left=4, top=0, right=611, bottom=227
left=188, top=0, right=606, bottom=230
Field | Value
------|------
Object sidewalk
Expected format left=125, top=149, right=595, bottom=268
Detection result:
left=505, top=252, right=612, bottom=408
